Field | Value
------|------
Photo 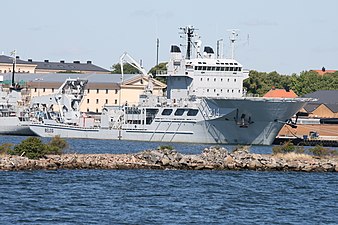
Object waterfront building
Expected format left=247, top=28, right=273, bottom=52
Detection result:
left=0, top=54, right=109, bottom=74
left=0, top=73, right=166, bottom=113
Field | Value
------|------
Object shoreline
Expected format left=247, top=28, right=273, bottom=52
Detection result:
left=1, top=147, right=337, bottom=172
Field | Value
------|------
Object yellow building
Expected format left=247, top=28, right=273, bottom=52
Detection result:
left=0, top=55, right=36, bottom=73
left=9, top=73, right=166, bottom=113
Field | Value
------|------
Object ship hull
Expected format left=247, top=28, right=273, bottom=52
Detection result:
left=0, top=117, right=34, bottom=136
left=29, top=97, right=307, bottom=145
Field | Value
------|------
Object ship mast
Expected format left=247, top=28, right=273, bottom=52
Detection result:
left=228, top=30, right=239, bottom=59
left=180, top=26, right=196, bottom=60
left=10, top=50, right=16, bottom=88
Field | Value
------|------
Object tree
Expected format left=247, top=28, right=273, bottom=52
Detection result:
left=149, top=62, right=168, bottom=83
left=111, top=63, right=140, bottom=74
left=8, top=136, right=68, bottom=159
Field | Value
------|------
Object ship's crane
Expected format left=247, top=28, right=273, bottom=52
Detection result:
left=119, top=52, right=153, bottom=93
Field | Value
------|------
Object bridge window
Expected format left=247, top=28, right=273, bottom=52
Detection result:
left=146, top=109, right=159, bottom=124
left=187, top=109, right=198, bottom=116
left=162, top=109, right=173, bottom=115
left=174, top=109, right=185, bottom=116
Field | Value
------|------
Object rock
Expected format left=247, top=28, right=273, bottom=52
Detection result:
left=247, top=159, right=262, bottom=170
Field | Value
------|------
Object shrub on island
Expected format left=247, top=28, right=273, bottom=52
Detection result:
left=6, top=136, right=68, bottom=159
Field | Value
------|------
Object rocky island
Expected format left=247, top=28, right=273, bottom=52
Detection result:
left=1, top=146, right=337, bottom=172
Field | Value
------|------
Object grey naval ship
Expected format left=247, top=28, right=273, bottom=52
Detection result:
left=0, top=74, right=32, bottom=136
left=29, top=26, right=311, bottom=145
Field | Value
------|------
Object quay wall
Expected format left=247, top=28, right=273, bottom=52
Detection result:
left=0, top=147, right=337, bottom=172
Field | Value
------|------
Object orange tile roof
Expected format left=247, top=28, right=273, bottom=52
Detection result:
left=312, top=70, right=337, bottom=76
left=263, top=89, right=298, bottom=98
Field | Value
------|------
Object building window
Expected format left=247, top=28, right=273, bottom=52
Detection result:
left=43, top=88, right=46, bottom=92
left=96, top=89, right=99, bottom=94
left=96, top=99, right=99, bottom=104
left=87, top=108, right=89, bottom=112
left=105, top=99, right=108, bottom=104
left=106, top=89, right=108, bottom=94
left=87, top=99, right=90, bottom=104
left=34, top=88, right=37, bottom=92
left=207, top=89, right=209, bottom=92
left=52, top=88, right=54, bottom=93
left=96, top=109, right=98, bottom=113
left=234, top=79, right=237, bottom=82
left=115, top=89, right=118, bottom=94
left=214, top=78, right=216, bottom=82
left=87, top=89, right=90, bottom=93
left=114, top=99, right=118, bottom=104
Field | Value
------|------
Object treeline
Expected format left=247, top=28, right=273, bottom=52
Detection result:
left=243, top=70, right=338, bottom=96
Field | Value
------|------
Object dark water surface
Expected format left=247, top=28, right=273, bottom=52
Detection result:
left=0, top=136, right=337, bottom=224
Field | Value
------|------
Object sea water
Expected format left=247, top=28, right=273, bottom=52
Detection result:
left=0, top=136, right=337, bottom=224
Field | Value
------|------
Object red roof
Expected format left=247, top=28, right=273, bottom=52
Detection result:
left=312, top=70, right=337, bottom=76
left=263, top=89, right=298, bottom=98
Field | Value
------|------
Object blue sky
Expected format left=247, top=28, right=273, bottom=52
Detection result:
left=2, top=0, right=337, bottom=74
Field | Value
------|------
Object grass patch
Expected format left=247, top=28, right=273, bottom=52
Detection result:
left=273, top=152, right=314, bottom=161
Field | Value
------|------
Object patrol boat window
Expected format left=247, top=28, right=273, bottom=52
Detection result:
left=187, top=109, right=198, bottom=116
left=174, top=109, right=185, bottom=116
left=162, top=109, right=173, bottom=115
left=146, top=109, right=159, bottom=124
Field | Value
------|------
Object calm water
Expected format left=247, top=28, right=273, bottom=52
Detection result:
left=1, top=136, right=337, bottom=224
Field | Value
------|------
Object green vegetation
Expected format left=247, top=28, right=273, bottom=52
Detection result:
left=308, top=145, right=338, bottom=157
left=273, top=141, right=337, bottom=157
left=157, top=145, right=174, bottom=150
left=5, top=136, right=68, bottom=159
left=0, top=143, right=13, bottom=155
left=111, top=63, right=140, bottom=74
left=148, top=62, right=168, bottom=84
left=57, top=70, right=82, bottom=74
left=244, top=70, right=338, bottom=96
left=272, top=141, right=305, bottom=154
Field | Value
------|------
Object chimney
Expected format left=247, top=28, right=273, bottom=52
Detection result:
left=44, top=59, right=49, bottom=63
left=87, top=60, right=92, bottom=64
